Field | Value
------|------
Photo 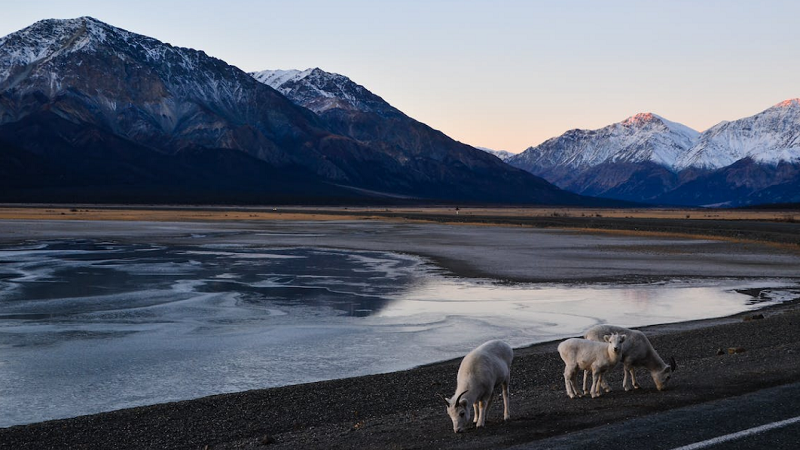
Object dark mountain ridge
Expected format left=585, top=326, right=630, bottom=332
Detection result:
left=0, top=17, right=603, bottom=206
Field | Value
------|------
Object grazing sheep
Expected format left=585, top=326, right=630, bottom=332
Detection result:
left=583, top=324, right=676, bottom=392
left=442, top=340, right=513, bottom=433
left=558, top=334, right=625, bottom=398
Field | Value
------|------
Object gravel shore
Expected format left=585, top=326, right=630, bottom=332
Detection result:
left=1, top=297, right=798, bottom=449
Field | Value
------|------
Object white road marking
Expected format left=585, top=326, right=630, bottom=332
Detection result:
left=672, top=415, right=800, bottom=450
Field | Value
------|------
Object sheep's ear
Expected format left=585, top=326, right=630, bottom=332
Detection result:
left=620, top=334, right=626, bottom=342
left=455, top=390, right=469, bottom=408
left=603, top=335, right=611, bottom=342
left=440, top=394, right=451, bottom=406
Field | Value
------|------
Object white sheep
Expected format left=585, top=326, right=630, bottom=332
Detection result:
left=558, top=333, right=625, bottom=398
left=442, top=340, right=513, bottom=433
left=582, top=324, right=676, bottom=393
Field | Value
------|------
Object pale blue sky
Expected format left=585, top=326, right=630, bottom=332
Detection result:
left=2, top=0, right=798, bottom=151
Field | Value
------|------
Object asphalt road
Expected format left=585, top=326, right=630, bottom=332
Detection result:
left=511, top=382, right=800, bottom=450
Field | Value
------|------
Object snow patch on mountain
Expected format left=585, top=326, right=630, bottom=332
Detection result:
left=476, top=147, right=515, bottom=161
left=251, top=69, right=314, bottom=94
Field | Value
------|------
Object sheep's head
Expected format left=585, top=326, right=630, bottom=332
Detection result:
left=654, top=357, right=677, bottom=391
left=443, top=390, right=470, bottom=433
left=603, top=333, right=626, bottom=354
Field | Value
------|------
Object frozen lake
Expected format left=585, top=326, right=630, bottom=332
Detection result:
left=0, top=220, right=798, bottom=427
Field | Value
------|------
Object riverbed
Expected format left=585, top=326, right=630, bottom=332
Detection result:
left=1, top=219, right=799, bottom=427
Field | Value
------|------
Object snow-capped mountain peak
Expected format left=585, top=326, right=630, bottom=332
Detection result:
left=250, top=67, right=400, bottom=116
left=0, top=17, right=111, bottom=82
left=675, top=98, right=800, bottom=170
left=476, top=147, right=515, bottom=161
left=1, top=16, right=266, bottom=115
left=0, top=17, right=207, bottom=82
left=509, top=112, right=699, bottom=173
left=774, top=98, right=800, bottom=109
left=621, top=112, right=659, bottom=126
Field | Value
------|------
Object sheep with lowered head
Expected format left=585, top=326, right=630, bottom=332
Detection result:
left=583, top=324, right=676, bottom=392
left=558, top=333, right=625, bottom=398
left=442, top=340, right=513, bottom=433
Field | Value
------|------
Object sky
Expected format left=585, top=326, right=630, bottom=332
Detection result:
left=2, top=0, right=799, bottom=152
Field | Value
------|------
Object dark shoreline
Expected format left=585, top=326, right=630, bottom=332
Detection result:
left=2, top=296, right=799, bottom=450
left=1, top=205, right=799, bottom=248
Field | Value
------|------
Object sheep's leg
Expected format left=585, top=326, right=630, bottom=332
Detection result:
left=597, top=371, right=607, bottom=397
left=601, top=374, right=612, bottom=393
left=502, top=381, right=511, bottom=421
left=564, top=368, right=577, bottom=398
left=571, top=370, right=583, bottom=398
left=564, top=368, right=581, bottom=398
left=623, top=365, right=631, bottom=391
left=582, top=370, right=589, bottom=395
left=480, top=394, right=493, bottom=427
left=564, top=366, right=583, bottom=398
left=629, top=368, right=640, bottom=389
left=472, top=403, right=478, bottom=424
left=590, top=370, right=602, bottom=398
left=476, top=399, right=486, bottom=428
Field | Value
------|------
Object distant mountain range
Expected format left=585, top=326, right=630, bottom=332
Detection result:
left=507, top=101, right=800, bottom=206
left=0, top=17, right=603, bottom=206
left=1, top=17, right=796, bottom=207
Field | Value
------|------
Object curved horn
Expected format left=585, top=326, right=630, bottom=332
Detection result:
left=669, top=356, right=677, bottom=371
left=455, top=390, right=469, bottom=405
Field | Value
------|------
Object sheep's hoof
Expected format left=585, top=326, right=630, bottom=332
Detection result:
left=624, top=385, right=633, bottom=392
left=633, top=384, right=641, bottom=390
left=504, top=415, right=511, bottom=421
left=603, top=387, right=612, bottom=393
left=591, top=392, right=601, bottom=398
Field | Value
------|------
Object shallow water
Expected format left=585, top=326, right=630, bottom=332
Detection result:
left=0, top=239, right=795, bottom=427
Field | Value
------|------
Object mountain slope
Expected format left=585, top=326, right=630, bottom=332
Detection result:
left=653, top=158, right=800, bottom=207
left=251, top=67, right=598, bottom=204
left=0, top=18, right=593, bottom=205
